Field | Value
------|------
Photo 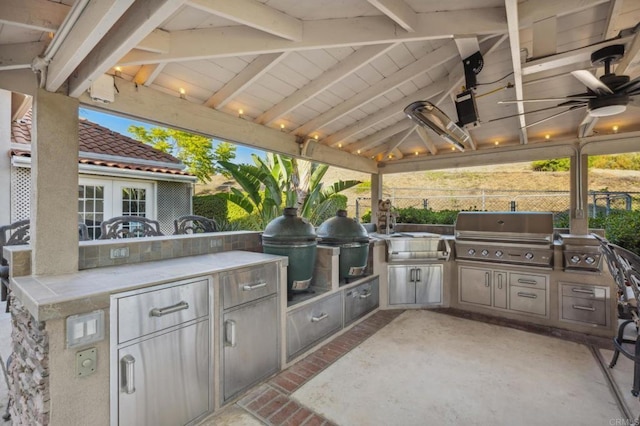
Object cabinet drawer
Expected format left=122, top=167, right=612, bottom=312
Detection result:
left=344, top=278, right=379, bottom=326
left=509, top=273, right=547, bottom=289
left=561, top=283, right=606, bottom=300
left=117, top=278, right=209, bottom=343
left=509, top=285, right=546, bottom=316
left=221, top=263, right=278, bottom=309
left=561, top=296, right=607, bottom=325
left=287, top=292, right=343, bottom=360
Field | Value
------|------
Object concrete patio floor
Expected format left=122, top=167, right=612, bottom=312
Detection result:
left=204, top=309, right=640, bottom=426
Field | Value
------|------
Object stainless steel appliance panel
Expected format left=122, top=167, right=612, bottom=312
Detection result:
left=223, top=295, right=279, bottom=401
left=561, top=296, right=607, bottom=325
left=287, top=292, right=343, bottom=360
left=386, top=237, right=450, bottom=262
left=344, top=277, right=379, bottom=326
left=221, top=263, right=278, bottom=310
left=561, top=283, right=607, bottom=300
left=388, top=265, right=416, bottom=305
left=415, top=265, right=443, bottom=305
left=118, top=278, right=209, bottom=344
left=454, top=212, right=554, bottom=242
left=459, top=267, right=492, bottom=306
left=509, top=286, right=546, bottom=316
left=117, top=320, right=210, bottom=426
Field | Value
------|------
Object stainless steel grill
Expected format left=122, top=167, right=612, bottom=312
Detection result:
left=559, top=234, right=602, bottom=272
left=454, top=212, right=554, bottom=267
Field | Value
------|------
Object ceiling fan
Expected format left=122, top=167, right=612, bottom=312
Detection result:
left=498, top=44, right=640, bottom=127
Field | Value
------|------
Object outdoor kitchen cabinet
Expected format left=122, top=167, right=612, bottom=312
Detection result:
left=344, top=276, right=379, bottom=326
left=111, top=277, right=212, bottom=426
left=388, top=264, right=442, bottom=305
left=559, top=282, right=609, bottom=326
left=459, top=266, right=507, bottom=308
left=220, top=263, right=280, bottom=403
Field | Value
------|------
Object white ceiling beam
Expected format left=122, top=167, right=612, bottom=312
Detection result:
left=205, top=52, right=287, bottom=109
left=294, top=40, right=461, bottom=137
left=366, top=0, right=418, bottom=32
left=137, top=29, right=170, bottom=54
left=256, top=43, right=397, bottom=126
left=518, top=0, right=608, bottom=28
left=385, top=125, right=416, bottom=154
left=349, top=121, right=414, bottom=154
left=578, top=115, right=598, bottom=138
left=505, top=0, right=528, bottom=144
left=68, top=0, right=185, bottom=98
left=615, top=28, right=640, bottom=75
left=390, top=148, right=404, bottom=160
left=45, top=0, right=134, bottom=93
left=604, top=0, right=625, bottom=39
left=415, top=126, right=438, bottom=155
left=0, top=42, right=46, bottom=71
left=118, top=9, right=507, bottom=66
left=0, top=0, right=69, bottom=32
left=186, top=0, right=303, bottom=41
left=78, top=77, right=378, bottom=174
left=11, top=92, right=32, bottom=121
left=134, top=63, right=166, bottom=86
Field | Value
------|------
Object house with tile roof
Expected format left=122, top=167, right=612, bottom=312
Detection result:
left=8, top=109, right=197, bottom=237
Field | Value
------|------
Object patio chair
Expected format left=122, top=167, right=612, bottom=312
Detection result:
left=99, top=216, right=164, bottom=239
left=173, top=215, right=218, bottom=235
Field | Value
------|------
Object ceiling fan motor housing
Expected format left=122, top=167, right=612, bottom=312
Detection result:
left=588, top=93, right=629, bottom=116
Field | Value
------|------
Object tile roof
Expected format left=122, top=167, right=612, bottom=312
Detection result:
left=10, top=109, right=192, bottom=176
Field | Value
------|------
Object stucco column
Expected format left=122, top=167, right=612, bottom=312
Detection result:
left=371, top=173, right=382, bottom=223
left=0, top=90, right=11, bottom=225
left=31, top=89, right=79, bottom=275
left=569, top=153, right=588, bottom=235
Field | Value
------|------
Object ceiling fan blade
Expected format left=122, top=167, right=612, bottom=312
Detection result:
left=616, top=76, right=640, bottom=94
left=521, top=105, right=586, bottom=129
left=571, top=70, right=613, bottom=95
left=498, top=97, right=591, bottom=104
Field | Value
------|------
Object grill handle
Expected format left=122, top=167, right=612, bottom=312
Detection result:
left=517, top=292, right=537, bottom=299
left=121, top=355, right=135, bottom=394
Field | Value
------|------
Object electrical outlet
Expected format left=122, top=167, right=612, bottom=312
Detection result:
left=110, top=247, right=129, bottom=259
left=210, top=239, right=222, bottom=248
left=76, top=348, right=97, bottom=377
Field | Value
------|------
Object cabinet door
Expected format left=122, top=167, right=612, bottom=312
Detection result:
left=118, top=320, right=210, bottom=426
left=459, top=267, right=492, bottom=306
left=415, top=265, right=443, bottom=305
left=223, top=295, right=279, bottom=401
left=492, top=271, right=507, bottom=309
left=388, top=265, right=416, bottom=305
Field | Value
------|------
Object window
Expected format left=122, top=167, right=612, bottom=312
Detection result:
left=78, top=184, right=105, bottom=239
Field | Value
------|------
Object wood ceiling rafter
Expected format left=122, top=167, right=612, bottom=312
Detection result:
left=0, top=0, right=69, bottom=33
left=366, top=0, right=418, bottom=32
left=505, top=0, right=528, bottom=144
left=348, top=120, right=414, bottom=155
left=134, top=63, right=166, bottom=86
left=415, top=126, right=438, bottom=155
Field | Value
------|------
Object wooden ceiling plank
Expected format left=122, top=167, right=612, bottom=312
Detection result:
left=256, top=43, right=397, bottom=126
left=117, top=9, right=507, bottom=66
left=0, top=0, right=68, bottom=32
left=386, top=125, right=416, bottom=153
left=45, top=0, right=134, bottom=92
left=205, top=52, right=287, bottom=109
left=0, top=42, right=46, bottom=71
left=68, top=0, right=185, bottom=98
left=134, top=63, right=166, bottom=86
left=505, top=0, right=528, bottom=144
left=366, top=0, right=418, bottom=32
left=186, top=0, right=303, bottom=41
left=348, top=121, right=414, bottom=153
left=518, top=0, right=609, bottom=28
left=604, top=0, right=625, bottom=39
left=415, top=126, right=438, bottom=155
left=137, top=29, right=170, bottom=54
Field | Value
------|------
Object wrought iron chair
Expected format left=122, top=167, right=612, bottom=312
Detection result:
left=173, top=215, right=218, bottom=235
left=98, top=216, right=164, bottom=239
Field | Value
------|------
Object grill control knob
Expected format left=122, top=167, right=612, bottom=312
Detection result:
left=481, top=249, right=489, bottom=256
left=525, top=252, right=534, bottom=260
left=585, top=256, right=595, bottom=264
left=495, top=250, right=503, bottom=257
left=467, top=248, right=476, bottom=255
left=570, top=255, right=580, bottom=264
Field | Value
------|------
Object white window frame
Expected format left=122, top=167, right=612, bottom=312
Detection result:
left=79, top=176, right=156, bottom=220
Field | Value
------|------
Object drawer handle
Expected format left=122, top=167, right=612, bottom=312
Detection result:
left=311, top=313, right=328, bottom=322
left=243, top=281, right=267, bottom=291
left=517, top=292, right=537, bottom=299
left=359, top=290, right=372, bottom=299
left=572, top=304, right=596, bottom=312
left=517, top=279, right=538, bottom=285
left=121, top=355, right=135, bottom=394
left=571, top=288, right=595, bottom=295
left=150, top=301, right=189, bottom=317
left=225, top=320, right=237, bottom=347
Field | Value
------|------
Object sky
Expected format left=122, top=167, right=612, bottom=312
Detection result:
left=78, top=107, right=263, bottom=164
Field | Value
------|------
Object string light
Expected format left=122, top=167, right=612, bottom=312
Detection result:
left=338, top=143, right=342, bottom=148
left=238, top=108, right=244, bottom=118
left=179, top=88, right=186, bottom=99
left=357, top=149, right=361, bottom=154
left=314, top=135, right=319, bottom=140
left=613, top=125, right=619, bottom=133
left=415, top=151, right=419, bottom=156
left=545, top=134, right=550, bottom=140
left=280, top=124, right=285, bottom=131
left=114, top=66, right=122, bottom=77
left=494, top=140, right=499, bottom=146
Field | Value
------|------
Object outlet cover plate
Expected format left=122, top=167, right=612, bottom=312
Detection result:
left=76, top=347, right=97, bottom=377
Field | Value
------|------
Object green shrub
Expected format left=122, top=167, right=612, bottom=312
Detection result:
left=595, top=210, right=640, bottom=254
left=397, top=207, right=459, bottom=224
left=193, top=195, right=227, bottom=222
left=531, top=158, right=570, bottom=171
left=308, top=194, right=347, bottom=226
left=361, top=210, right=371, bottom=223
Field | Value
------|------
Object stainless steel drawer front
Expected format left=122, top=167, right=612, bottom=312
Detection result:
left=561, top=296, right=607, bottom=325
left=561, top=284, right=606, bottom=299
left=287, top=292, right=343, bottom=360
left=221, top=263, right=278, bottom=309
left=509, top=285, right=546, bottom=316
left=118, top=279, right=209, bottom=343
left=509, top=273, right=547, bottom=289
left=345, top=278, right=379, bottom=326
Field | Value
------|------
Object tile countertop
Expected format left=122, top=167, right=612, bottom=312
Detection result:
left=10, top=251, right=288, bottom=322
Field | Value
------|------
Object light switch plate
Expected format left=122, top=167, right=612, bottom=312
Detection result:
left=66, top=310, right=105, bottom=348
left=76, top=348, right=97, bottom=377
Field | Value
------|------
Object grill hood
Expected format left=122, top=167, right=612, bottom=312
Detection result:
left=404, top=101, right=470, bottom=151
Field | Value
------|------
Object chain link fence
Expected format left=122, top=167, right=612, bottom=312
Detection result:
left=351, top=189, right=639, bottom=221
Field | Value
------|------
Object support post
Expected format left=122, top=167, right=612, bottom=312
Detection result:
left=569, top=153, right=589, bottom=235
left=0, top=90, right=11, bottom=225
left=371, top=173, right=382, bottom=224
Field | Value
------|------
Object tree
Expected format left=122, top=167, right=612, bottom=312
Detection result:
left=128, top=126, right=236, bottom=182
left=214, top=153, right=361, bottom=229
